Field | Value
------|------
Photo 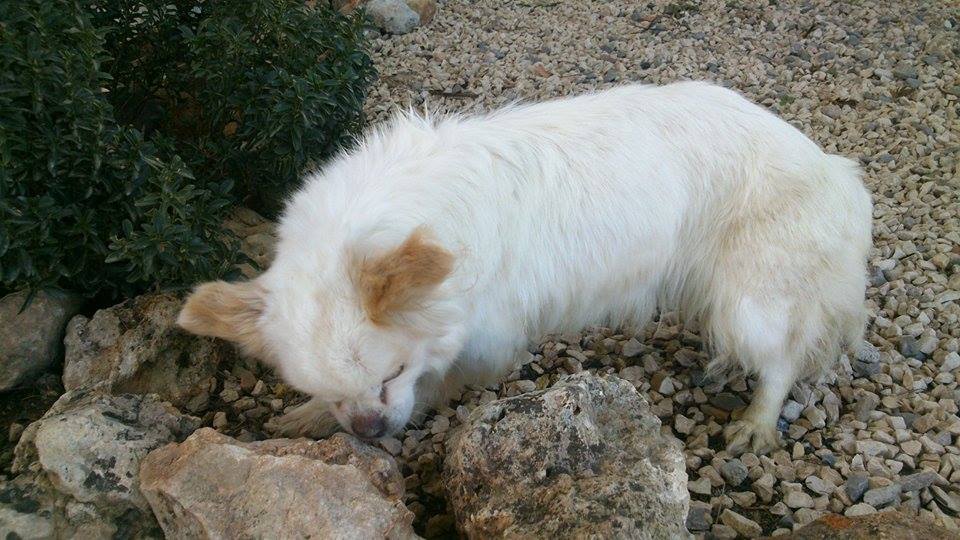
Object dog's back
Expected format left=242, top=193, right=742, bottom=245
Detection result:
left=385, top=82, right=873, bottom=453
left=419, top=83, right=871, bottom=356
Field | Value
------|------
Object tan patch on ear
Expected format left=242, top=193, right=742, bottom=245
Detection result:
left=177, top=280, right=267, bottom=356
left=355, top=229, right=454, bottom=325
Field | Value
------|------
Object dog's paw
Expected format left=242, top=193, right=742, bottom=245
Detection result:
left=724, top=419, right=781, bottom=456
left=264, top=399, right=339, bottom=439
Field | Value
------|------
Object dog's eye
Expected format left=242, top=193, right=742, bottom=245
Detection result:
left=382, top=364, right=404, bottom=385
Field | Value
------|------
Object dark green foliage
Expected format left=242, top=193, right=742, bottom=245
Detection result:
left=187, top=1, right=374, bottom=215
left=0, top=0, right=374, bottom=299
left=91, top=0, right=376, bottom=215
left=99, top=132, right=241, bottom=292
left=0, top=0, right=241, bottom=298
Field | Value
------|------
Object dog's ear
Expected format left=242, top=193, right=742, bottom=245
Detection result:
left=355, top=228, right=454, bottom=325
left=177, top=280, right=266, bottom=354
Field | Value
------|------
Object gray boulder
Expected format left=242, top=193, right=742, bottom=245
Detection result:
left=333, top=0, right=437, bottom=26
left=365, top=0, right=420, bottom=34
left=0, top=290, right=83, bottom=391
left=443, top=372, right=690, bottom=539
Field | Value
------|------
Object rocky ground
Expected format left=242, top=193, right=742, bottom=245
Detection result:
left=1, top=0, right=958, bottom=538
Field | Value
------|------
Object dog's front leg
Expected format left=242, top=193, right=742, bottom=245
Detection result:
left=265, top=397, right=339, bottom=439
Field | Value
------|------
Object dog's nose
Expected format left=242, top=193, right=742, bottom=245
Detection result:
left=350, top=412, right=387, bottom=439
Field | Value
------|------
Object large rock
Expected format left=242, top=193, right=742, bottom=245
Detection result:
left=365, top=0, right=420, bottom=34
left=62, top=293, right=232, bottom=411
left=5, top=390, right=200, bottom=539
left=443, top=372, right=690, bottom=539
left=139, top=428, right=419, bottom=539
left=331, top=0, right=435, bottom=33
left=333, top=0, right=436, bottom=24
left=772, top=510, right=955, bottom=539
left=0, top=290, right=83, bottom=391
left=400, top=0, right=435, bottom=23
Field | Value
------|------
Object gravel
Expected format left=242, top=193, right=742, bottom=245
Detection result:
left=863, top=484, right=903, bottom=508
left=721, top=459, right=749, bottom=486
left=719, top=509, right=763, bottom=538
left=687, top=500, right=714, bottom=531
left=190, top=0, right=959, bottom=537
left=784, top=490, right=816, bottom=509
left=781, top=400, right=805, bottom=422
left=844, top=502, right=878, bottom=517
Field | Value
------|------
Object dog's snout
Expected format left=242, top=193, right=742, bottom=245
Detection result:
left=350, top=411, right=387, bottom=439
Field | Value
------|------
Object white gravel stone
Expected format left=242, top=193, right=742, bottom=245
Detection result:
left=621, top=338, right=644, bottom=358
left=719, top=509, right=762, bottom=538
left=844, top=503, right=877, bottom=517
left=784, top=490, right=815, bottom=509
left=805, top=476, right=835, bottom=496
left=863, top=484, right=902, bottom=508
left=688, top=477, right=713, bottom=496
left=781, top=400, right=804, bottom=422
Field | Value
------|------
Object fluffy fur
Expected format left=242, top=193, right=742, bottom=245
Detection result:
left=178, top=81, right=872, bottom=453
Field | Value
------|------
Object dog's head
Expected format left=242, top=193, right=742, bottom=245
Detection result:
left=177, top=224, right=460, bottom=440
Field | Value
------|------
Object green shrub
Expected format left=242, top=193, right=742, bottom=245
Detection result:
left=0, top=0, right=375, bottom=299
left=0, top=0, right=241, bottom=299
left=91, top=0, right=376, bottom=215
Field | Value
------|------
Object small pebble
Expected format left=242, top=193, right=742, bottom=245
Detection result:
left=719, top=509, right=762, bottom=538
left=845, top=474, right=870, bottom=502
left=720, top=459, right=749, bottom=486
left=862, top=484, right=902, bottom=508
left=844, top=502, right=877, bottom=517
left=686, top=500, right=713, bottom=531
left=784, top=490, right=815, bottom=509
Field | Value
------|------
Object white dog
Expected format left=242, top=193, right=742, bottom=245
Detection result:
left=177, top=81, right=872, bottom=455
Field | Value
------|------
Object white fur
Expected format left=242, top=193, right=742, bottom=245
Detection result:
left=253, top=81, right=872, bottom=453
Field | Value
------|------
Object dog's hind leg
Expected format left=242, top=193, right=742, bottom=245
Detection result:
left=724, top=366, right=795, bottom=455
left=718, top=296, right=799, bottom=455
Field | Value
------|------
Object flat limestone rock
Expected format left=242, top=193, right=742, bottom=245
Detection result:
left=139, top=428, right=420, bottom=540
